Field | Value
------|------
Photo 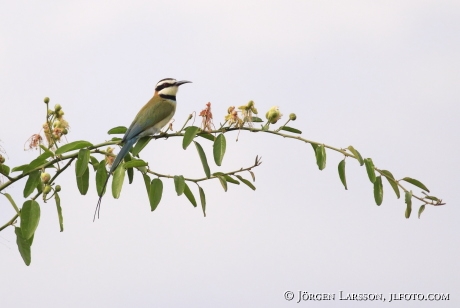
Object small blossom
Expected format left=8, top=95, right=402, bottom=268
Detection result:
left=238, top=100, right=258, bottom=126
left=289, top=113, right=297, bottom=121
left=199, top=102, right=214, bottom=132
left=225, top=107, right=243, bottom=127
left=266, top=106, right=282, bottom=124
left=105, top=147, right=115, bottom=167
left=41, top=172, right=51, bottom=184
left=25, top=133, right=43, bottom=150
left=42, top=123, right=53, bottom=146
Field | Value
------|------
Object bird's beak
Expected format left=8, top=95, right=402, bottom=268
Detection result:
left=175, top=80, right=192, bottom=86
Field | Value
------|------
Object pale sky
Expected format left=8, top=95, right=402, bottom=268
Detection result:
left=1, top=1, right=459, bottom=307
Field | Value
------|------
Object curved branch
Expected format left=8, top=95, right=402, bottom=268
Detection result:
left=147, top=155, right=262, bottom=183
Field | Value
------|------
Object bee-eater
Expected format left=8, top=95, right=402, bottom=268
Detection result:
left=94, top=78, right=191, bottom=220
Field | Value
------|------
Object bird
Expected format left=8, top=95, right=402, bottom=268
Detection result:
left=94, top=78, right=191, bottom=220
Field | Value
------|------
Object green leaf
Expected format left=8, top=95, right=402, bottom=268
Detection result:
left=248, top=170, right=255, bottom=182
left=311, top=143, right=318, bottom=152
left=124, top=154, right=134, bottom=184
left=89, top=156, right=99, bottom=171
left=95, top=160, right=108, bottom=197
left=128, top=166, right=134, bottom=185
left=182, top=126, right=200, bottom=150
left=123, top=159, right=148, bottom=169
left=223, top=174, right=240, bottom=185
left=39, top=145, right=55, bottom=157
left=183, top=183, right=197, bottom=207
left=279, top=126, right=302, bottom=134
left=315, top=145, right=326, bottom=170
left=11, top=164, right=29, bottom=173
left=198, top=132, right=215, bottom=142
left=380, top=170, right=400, bottom=199
left=235, top=175, right=256, bottom=190
left=75, top=148, right=90, bottom=177
left=149, top=178, right=163, bottom=211
left=423, top=195, right=439, bottom=202
left=55, top=193, right=63, bottom=232
left=405, top=190, right=412, bottom=218
left=55, top=140, right=93, bottom=155
left=23, top=170, right=41, bottom=198
left=36, top=150, right=54, bottom=161
left=132, top=136, right=152, bottom=157
left=142, top=173, right=151, bottom=195
left=107, top=126, right=127, bottom=134
left=338, top=159, right=347, bottom=190
left=418, top=204, right=426, bottom=219
left=174, top=175, right=185, bottom=196
left=213, top=133, right=226, bottom=166
left=364, top=158, right=376, bottom=183
left=401, top=177, right=430, bottom=193
left=23, top=155, right=49, bottom=173
left=0, top=163, right=10, bottom=176
left=251, top=116, right=264, bottom=122
left=347, top=146, right=364, bottom=166
left=199, top=186, right=206, bottom=217
left=2, top=193, right=20, bottom=214
left=112, top=165, right=125, bottom=199
left=36, top=180, right=43, bottom=193
left=20, top=200, right=40, bottom=240
left=15, top=227, right=33, bottom=266
left=76, top=163, right=89, bottom=195
left=373, top=176, right=383, bottom=206
left=217, top=175, right=228, bottom=192
left=194, top=141, right=211, bottom=178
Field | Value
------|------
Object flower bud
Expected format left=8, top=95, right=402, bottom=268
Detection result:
left=44, top=97, right=50, bottom=104
left=43, top=184, right=52, bottom=194
left=58, top=110, right=65, bottom=117
left=41, top=172, right=51, bottom=184
left=55, top=185, right=61, bottom=192
left=0, top=155, right=5, bottom=164
left=289, top=113, right=297, bottom=121
left=54, top=104, right=62, bottom=111
left=247, top=100, right=254, bottom=108
left=265, top=106, right=283, bottom=124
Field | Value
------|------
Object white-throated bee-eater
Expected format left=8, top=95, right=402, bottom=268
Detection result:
left=95, top=78, right=191, bottom=220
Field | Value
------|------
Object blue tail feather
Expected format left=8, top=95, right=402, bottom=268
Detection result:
left=94, top=137, right=138, bottom=221
left=110, top=137, right=138, bottom=174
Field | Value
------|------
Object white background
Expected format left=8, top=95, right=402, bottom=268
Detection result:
left=1, top=1, right=459, bottom=307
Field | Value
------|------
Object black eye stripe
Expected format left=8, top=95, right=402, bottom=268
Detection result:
left=155, top=83, right=174, bottom=91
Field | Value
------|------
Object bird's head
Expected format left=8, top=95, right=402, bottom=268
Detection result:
left=154, top=78, right=191, bottom=99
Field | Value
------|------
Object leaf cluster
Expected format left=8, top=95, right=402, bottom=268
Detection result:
left=0, top=100, right=444, bottom=267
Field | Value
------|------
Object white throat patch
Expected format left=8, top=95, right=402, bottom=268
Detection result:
left=158, top=85, right=179, bottom=96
